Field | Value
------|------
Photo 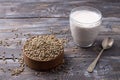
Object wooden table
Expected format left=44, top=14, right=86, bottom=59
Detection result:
left=0, top=0, right=120, bottom=80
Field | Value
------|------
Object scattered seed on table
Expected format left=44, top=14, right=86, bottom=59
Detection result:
left=20, top=32, right=22, bottom=35
left=11, top=54, right=15, bottom=62
left=15, top=33, right=18, bottom=38
left=19, top=53, right=22, bottom=56
left=34, top=72, right=39, bottom=76
left=2, top=56, right=6, bottom=61
left=4, top=61, right=7, bottom=64
left=0, top=40, right=2, bottom=45
left=8, top=68, right=11, bottom=71
left=11, top=28, right=18, bottom=32
left=3, top=52, right=6, bottom=54
left=16, top=40, right=22, bottom=46
left=11, top=67, right=24, bottom=76
left=72, top=48, right=76, bottom=52
left=0, top=68, right=6, bottom=73
left=13, top=38, right=16, bottom=39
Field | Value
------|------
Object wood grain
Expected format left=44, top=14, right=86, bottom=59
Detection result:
left=0, top=0, right=119, bottom=80
left=0, top=1, right=119, bottom=18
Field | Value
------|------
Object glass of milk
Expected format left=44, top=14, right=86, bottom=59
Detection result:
left=70, top=6, right=102, bottom=47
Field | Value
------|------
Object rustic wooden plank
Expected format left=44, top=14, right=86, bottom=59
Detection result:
left=0, top=1, right=119, bottom=18
left=0, top=18, right=119, bottom=59
left=0, top=0, right=91, bottom=2
left=0, top=0, right=119, bottom=80
left=0, top=57, right=119, bottom=80
left=1, top=0, right=120, bottom=2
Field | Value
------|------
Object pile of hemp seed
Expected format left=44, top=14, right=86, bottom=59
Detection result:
left=23, top=35, right=64, bottom=61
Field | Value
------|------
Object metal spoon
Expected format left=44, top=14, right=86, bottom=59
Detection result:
left=87, top=37, right=114, bottom=73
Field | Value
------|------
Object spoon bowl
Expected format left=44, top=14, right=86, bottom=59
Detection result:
left=102, top=37, right=114, bottom=49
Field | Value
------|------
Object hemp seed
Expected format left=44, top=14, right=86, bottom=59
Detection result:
left=23, top=35, right=64, bottom=61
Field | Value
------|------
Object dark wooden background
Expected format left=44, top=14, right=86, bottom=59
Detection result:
left=0, top=0, right=120, bottom=80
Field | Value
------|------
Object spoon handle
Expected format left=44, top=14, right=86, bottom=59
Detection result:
left=87, top=49, right=104, bottom=73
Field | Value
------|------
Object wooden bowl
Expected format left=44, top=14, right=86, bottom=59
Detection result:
left=23, top=35, right=64, bottom=71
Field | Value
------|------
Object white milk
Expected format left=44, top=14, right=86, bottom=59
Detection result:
left=70, top=10, right=102, bottom=47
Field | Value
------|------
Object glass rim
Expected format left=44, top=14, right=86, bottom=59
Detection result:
left=70, top=6, right=102, bottom=24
